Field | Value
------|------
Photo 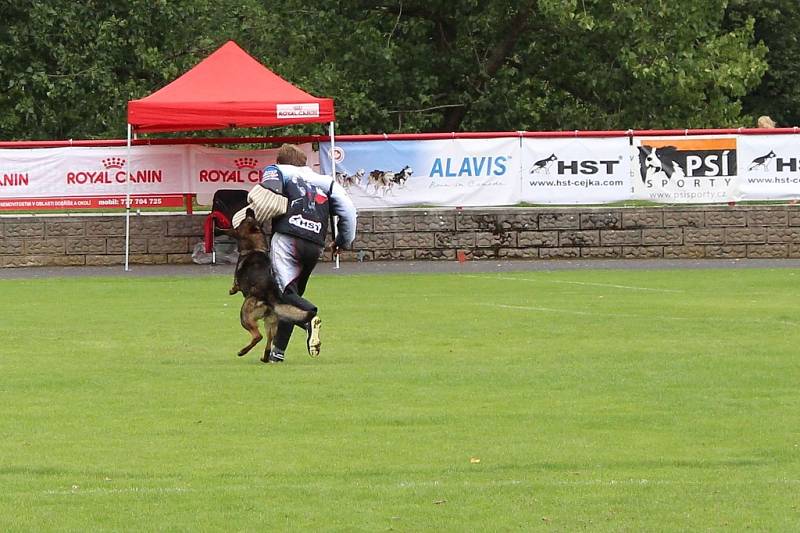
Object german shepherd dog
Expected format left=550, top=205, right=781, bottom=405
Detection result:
left=219, top=209, right=316, bottom=362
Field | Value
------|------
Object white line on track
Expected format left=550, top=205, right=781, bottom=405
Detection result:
left=43, top=487, right=192, bottom=496
left=464, top=275, right=684, bottom=293
left=488, top=303, right=679, bottom=320
left=485, top=303, right=800, bottom=327
left=396, top=478, right=800, bottom=488
left=548, top=478, right=800, bottom=486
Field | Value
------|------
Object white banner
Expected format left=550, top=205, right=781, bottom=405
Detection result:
left=0, top=144, right=317, bottom=206
left=521, top=137, right=631, bottom=204
left=632, top=136, right=738, bottom=203
left=0, top=145, right=189, bottom=198
left=735, top=134, right=800, bottom=201
left=320, top=138, right=520, bottom=207
left=4, top=135, right=800, bottom=208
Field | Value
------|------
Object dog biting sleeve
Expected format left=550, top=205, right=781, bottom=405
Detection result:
left=231, top=185, right=289, bottom=228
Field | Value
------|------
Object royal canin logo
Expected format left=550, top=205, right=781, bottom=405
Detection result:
left=276, top=103, right=320, bottom=119
left=1, top=171, right=29, bottom=187
left=66, top=157, right=162, bottom=185
left=234, top=157, right=259, bottom=169
left=198, top=159, right=264, bottom=184
left=102, top=157, right=126, bottom=169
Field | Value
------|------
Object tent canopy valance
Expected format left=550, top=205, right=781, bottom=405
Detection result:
left=127, top=40, right=335, bottom=133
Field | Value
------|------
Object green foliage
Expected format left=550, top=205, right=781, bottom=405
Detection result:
left=0, top=0, right=217, bottom=139
left=0, top=0, right=787, bottom=140
left=515, top=0, right=767, bottom=129
left=725, top=0, right=800, bottom=127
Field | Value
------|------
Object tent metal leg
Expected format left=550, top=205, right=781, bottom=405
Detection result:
left=125, top=124, right=132, bottom=271
left=329, top=121, right=339, bottom=269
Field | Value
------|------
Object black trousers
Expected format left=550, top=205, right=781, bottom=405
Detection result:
left=271, top=235, right=322, bottom=352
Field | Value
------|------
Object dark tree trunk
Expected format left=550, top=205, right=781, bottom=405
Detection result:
left=439, top=1, right=537, bottom=131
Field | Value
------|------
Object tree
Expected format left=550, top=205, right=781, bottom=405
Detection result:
left=0, top=0, right=220, bottom=140
left=242, top=0, right=768, bottom=132
left=523, top=0, right=768, bottom=129
left=0, top=0, right=773, bottom=140
left=725, top=0, right=800, bottom=127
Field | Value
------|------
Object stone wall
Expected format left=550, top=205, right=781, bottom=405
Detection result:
left=2, top=205, right=800, bottom=267
left=0, top=214, right=202, bottom=267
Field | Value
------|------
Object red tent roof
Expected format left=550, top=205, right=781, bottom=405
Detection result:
left=127, top=41, right=335, bottom=133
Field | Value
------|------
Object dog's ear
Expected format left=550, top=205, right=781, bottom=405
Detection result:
left=246, top=208, right=256, bottom=220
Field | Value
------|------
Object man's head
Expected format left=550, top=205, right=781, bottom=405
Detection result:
left=276, top=144, right=307, bottom=166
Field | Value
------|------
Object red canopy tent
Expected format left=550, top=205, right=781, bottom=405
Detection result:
left=123, top=40, right=337, bottom=270
left=128, top=40, right=334, bottom=132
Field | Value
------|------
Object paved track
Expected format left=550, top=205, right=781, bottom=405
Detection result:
left=3, top=258, right=800, bottom=279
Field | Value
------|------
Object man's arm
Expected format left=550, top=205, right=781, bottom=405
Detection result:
left=328, top=181, right=357, bottom=250
left=260, top=164, right=286, bottom=194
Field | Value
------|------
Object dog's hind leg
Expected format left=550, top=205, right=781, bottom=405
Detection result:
left=260, top=312, right=279, bottom=363
left=238, top=297, right=266, bottom=356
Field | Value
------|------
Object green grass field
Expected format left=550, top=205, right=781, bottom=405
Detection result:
left=1, top=267, right=799, bottom=531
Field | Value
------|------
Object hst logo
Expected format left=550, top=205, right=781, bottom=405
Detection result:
left=530, top=153, right=621, bottom=175
left=289, top=214, right=322, bottom=233
left=748, top=150, right=800, bottom=173
left=430, top=156, right=508, bottom=178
